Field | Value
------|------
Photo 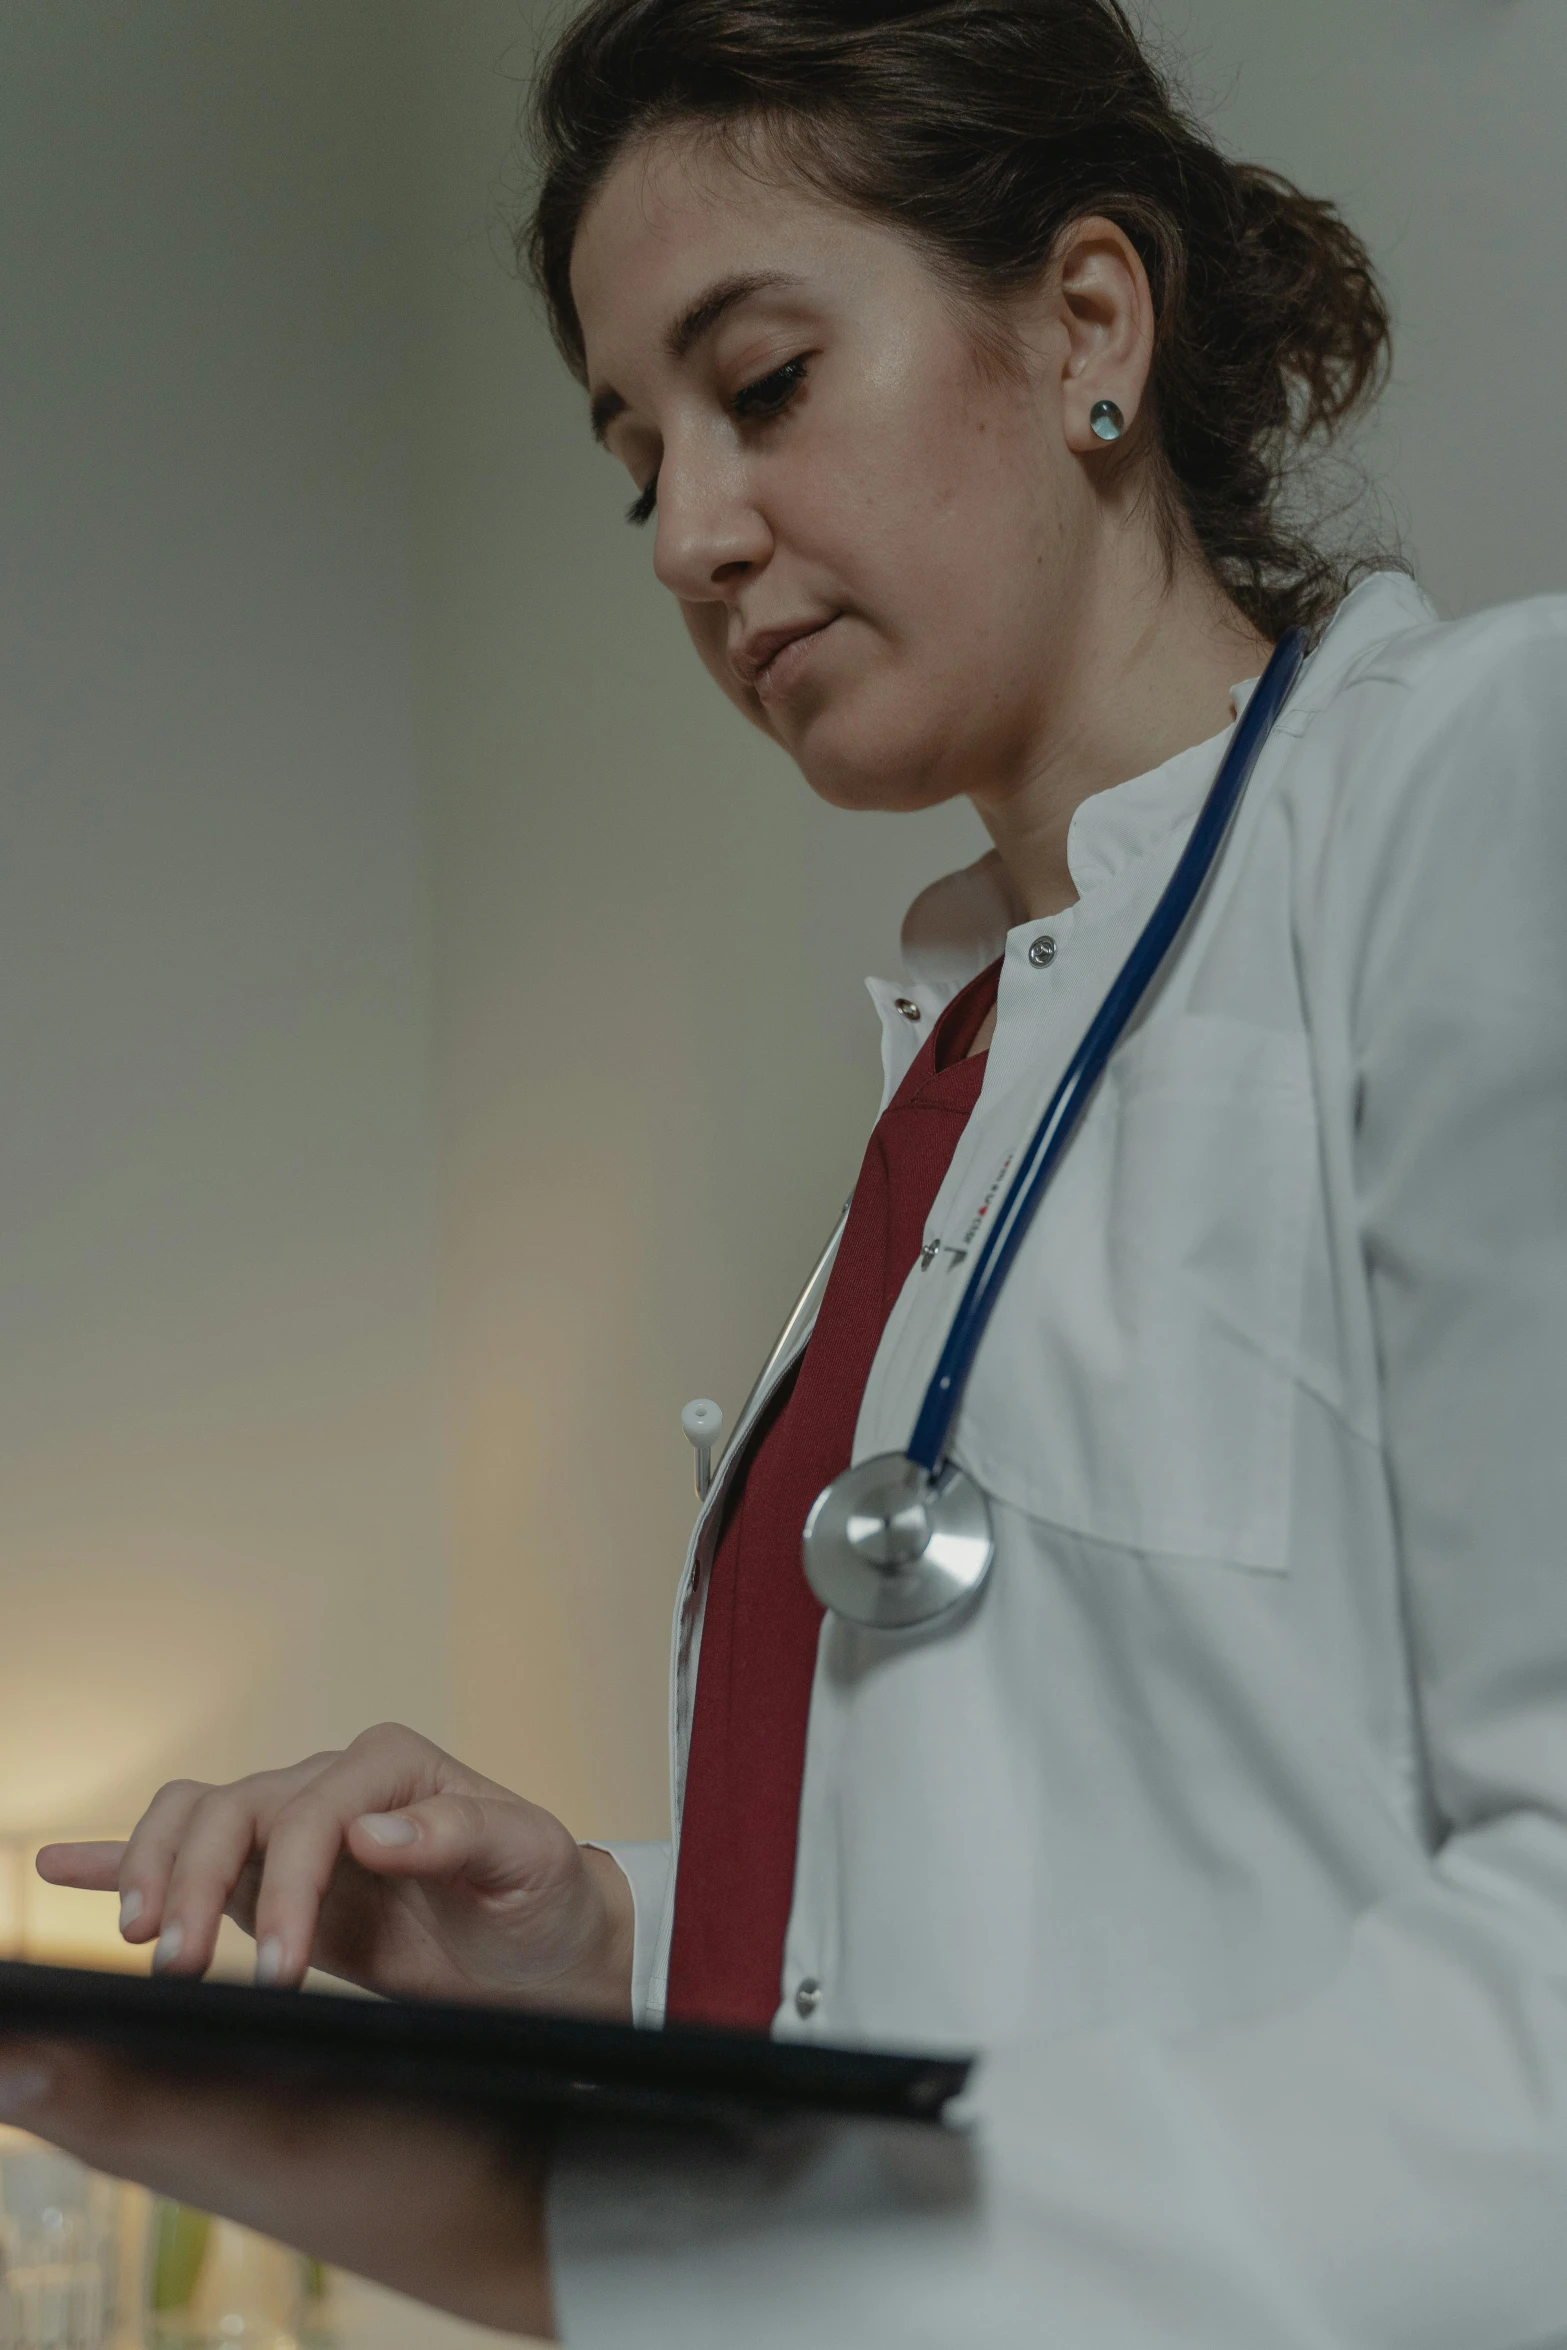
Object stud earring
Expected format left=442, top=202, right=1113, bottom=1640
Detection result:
left=1089, top=399, right=1126, bottom=444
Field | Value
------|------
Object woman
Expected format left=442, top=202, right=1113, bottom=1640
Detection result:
left=7, top=1, right=1567, bottom=2341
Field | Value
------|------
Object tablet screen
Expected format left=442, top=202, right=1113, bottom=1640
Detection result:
left=0, top=1960, right=971, bottom=2130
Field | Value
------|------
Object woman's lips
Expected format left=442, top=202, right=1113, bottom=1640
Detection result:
left=753, top=616, right=839, bottom=704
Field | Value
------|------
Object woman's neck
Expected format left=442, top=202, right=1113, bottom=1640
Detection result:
left=969, top=555, right=1273, bottom=921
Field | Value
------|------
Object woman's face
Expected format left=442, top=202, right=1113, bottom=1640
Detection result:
left=571, top=130, right=1121, bottom=816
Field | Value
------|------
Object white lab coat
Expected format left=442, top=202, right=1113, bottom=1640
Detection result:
left=552, top=572, right=1567, bottom=2347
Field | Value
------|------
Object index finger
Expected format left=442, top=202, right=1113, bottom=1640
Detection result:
left=34, top=1841, right=127, bottom=1893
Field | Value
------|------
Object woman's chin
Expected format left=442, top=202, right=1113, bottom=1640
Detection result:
left=794, top=741, right=964, bottom=818
left=773, top=667, right=973, bottom=814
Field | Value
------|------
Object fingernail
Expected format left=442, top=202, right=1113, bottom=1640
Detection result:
left=119, top=1889, right=144, bottom=1933
left=254, top=1937, right=283, bottom=1987
left=151, top=1923, right=183, bottom=1973
left=358, top=1812, right=417, bottom=1848
left=0, top=2058, right=52, bottom=2119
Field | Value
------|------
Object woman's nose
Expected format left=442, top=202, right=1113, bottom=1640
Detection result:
left=651, top=454, right=772, bottom=602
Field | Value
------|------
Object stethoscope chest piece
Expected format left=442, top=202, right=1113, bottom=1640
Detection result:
left=802, top=1452, right=994, bottom=1630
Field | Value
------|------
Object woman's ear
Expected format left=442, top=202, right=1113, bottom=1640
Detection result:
left=1040, top=214, right=1157, bottom=454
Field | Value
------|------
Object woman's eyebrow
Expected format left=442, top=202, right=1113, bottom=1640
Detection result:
left=666, top=270, right=801, bottom=361
left=588, top=270, right=803, bottom=445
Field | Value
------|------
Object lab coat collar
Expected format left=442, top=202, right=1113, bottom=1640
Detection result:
left=874, top=570, right=1437, bottom=1054
left=1063, top=722, right=1238, bottom=900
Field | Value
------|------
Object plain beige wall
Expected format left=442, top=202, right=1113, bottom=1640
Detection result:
left=0, top=1, right=448, bottom=1910
left=420, top=0, right=1567, bottom=1841
left=1146, top=0, right=1567, bottom=617
left=3, top=1, right=1564, bottom=1893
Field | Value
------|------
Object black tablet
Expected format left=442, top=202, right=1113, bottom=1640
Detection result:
left=0, top=1960, right=971, bottom=2131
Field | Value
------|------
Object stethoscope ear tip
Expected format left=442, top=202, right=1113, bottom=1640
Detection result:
left=682, top=1399, right=724, bottom=1501
left=681, top=1399, right=724, bottom=1446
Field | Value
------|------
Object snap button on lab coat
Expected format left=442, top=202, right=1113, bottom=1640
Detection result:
left=895, top=997, right=923, bottom=1022
left=794, top=1978, right=823, bottom=2018
left=1029, top=935, right=1057, bottom=968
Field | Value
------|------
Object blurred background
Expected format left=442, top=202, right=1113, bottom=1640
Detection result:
left=0, top=0, right=1564, bottom=1966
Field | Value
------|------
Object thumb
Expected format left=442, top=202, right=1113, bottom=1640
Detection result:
left=346, top=1793, right=569, bottom=1896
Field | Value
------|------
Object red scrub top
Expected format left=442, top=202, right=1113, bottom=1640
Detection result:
left=665, top=959, right=1004, bottom=2030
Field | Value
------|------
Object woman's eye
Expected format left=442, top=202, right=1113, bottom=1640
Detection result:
left=625, top=474, right=658, bottom=528
left=622, top=359, right=807, bottom=526
left=731, top=356, right=808, bottom=423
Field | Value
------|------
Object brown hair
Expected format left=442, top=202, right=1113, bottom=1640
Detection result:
left=522, top=0, right=1395, bottom=641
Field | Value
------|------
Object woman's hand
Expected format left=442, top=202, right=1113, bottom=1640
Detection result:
left=35, top=1725, right=634, bottom=2013
left=0, top=2036, right=555, bottom=2338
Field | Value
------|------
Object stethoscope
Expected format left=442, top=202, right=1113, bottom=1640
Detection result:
left=684, top=626, right=1309, bottom=1633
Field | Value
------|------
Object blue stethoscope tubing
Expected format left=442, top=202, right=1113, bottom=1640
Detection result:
left=801, top=626, right=1310, bottom=1631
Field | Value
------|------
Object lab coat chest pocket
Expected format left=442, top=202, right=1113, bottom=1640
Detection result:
left=955, top=1014, right=1317, bottom=1572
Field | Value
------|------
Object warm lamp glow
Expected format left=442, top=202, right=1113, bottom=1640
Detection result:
left=0, top=1558, right=278, bottom=1840
left=0, top=1552, right=288, bottom=1978
left=0, top=1835, right=22, bottom=1960
left=0, top=1836, right=147, bottom=1973
left=23, top=1844, right=150, bottom=1973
